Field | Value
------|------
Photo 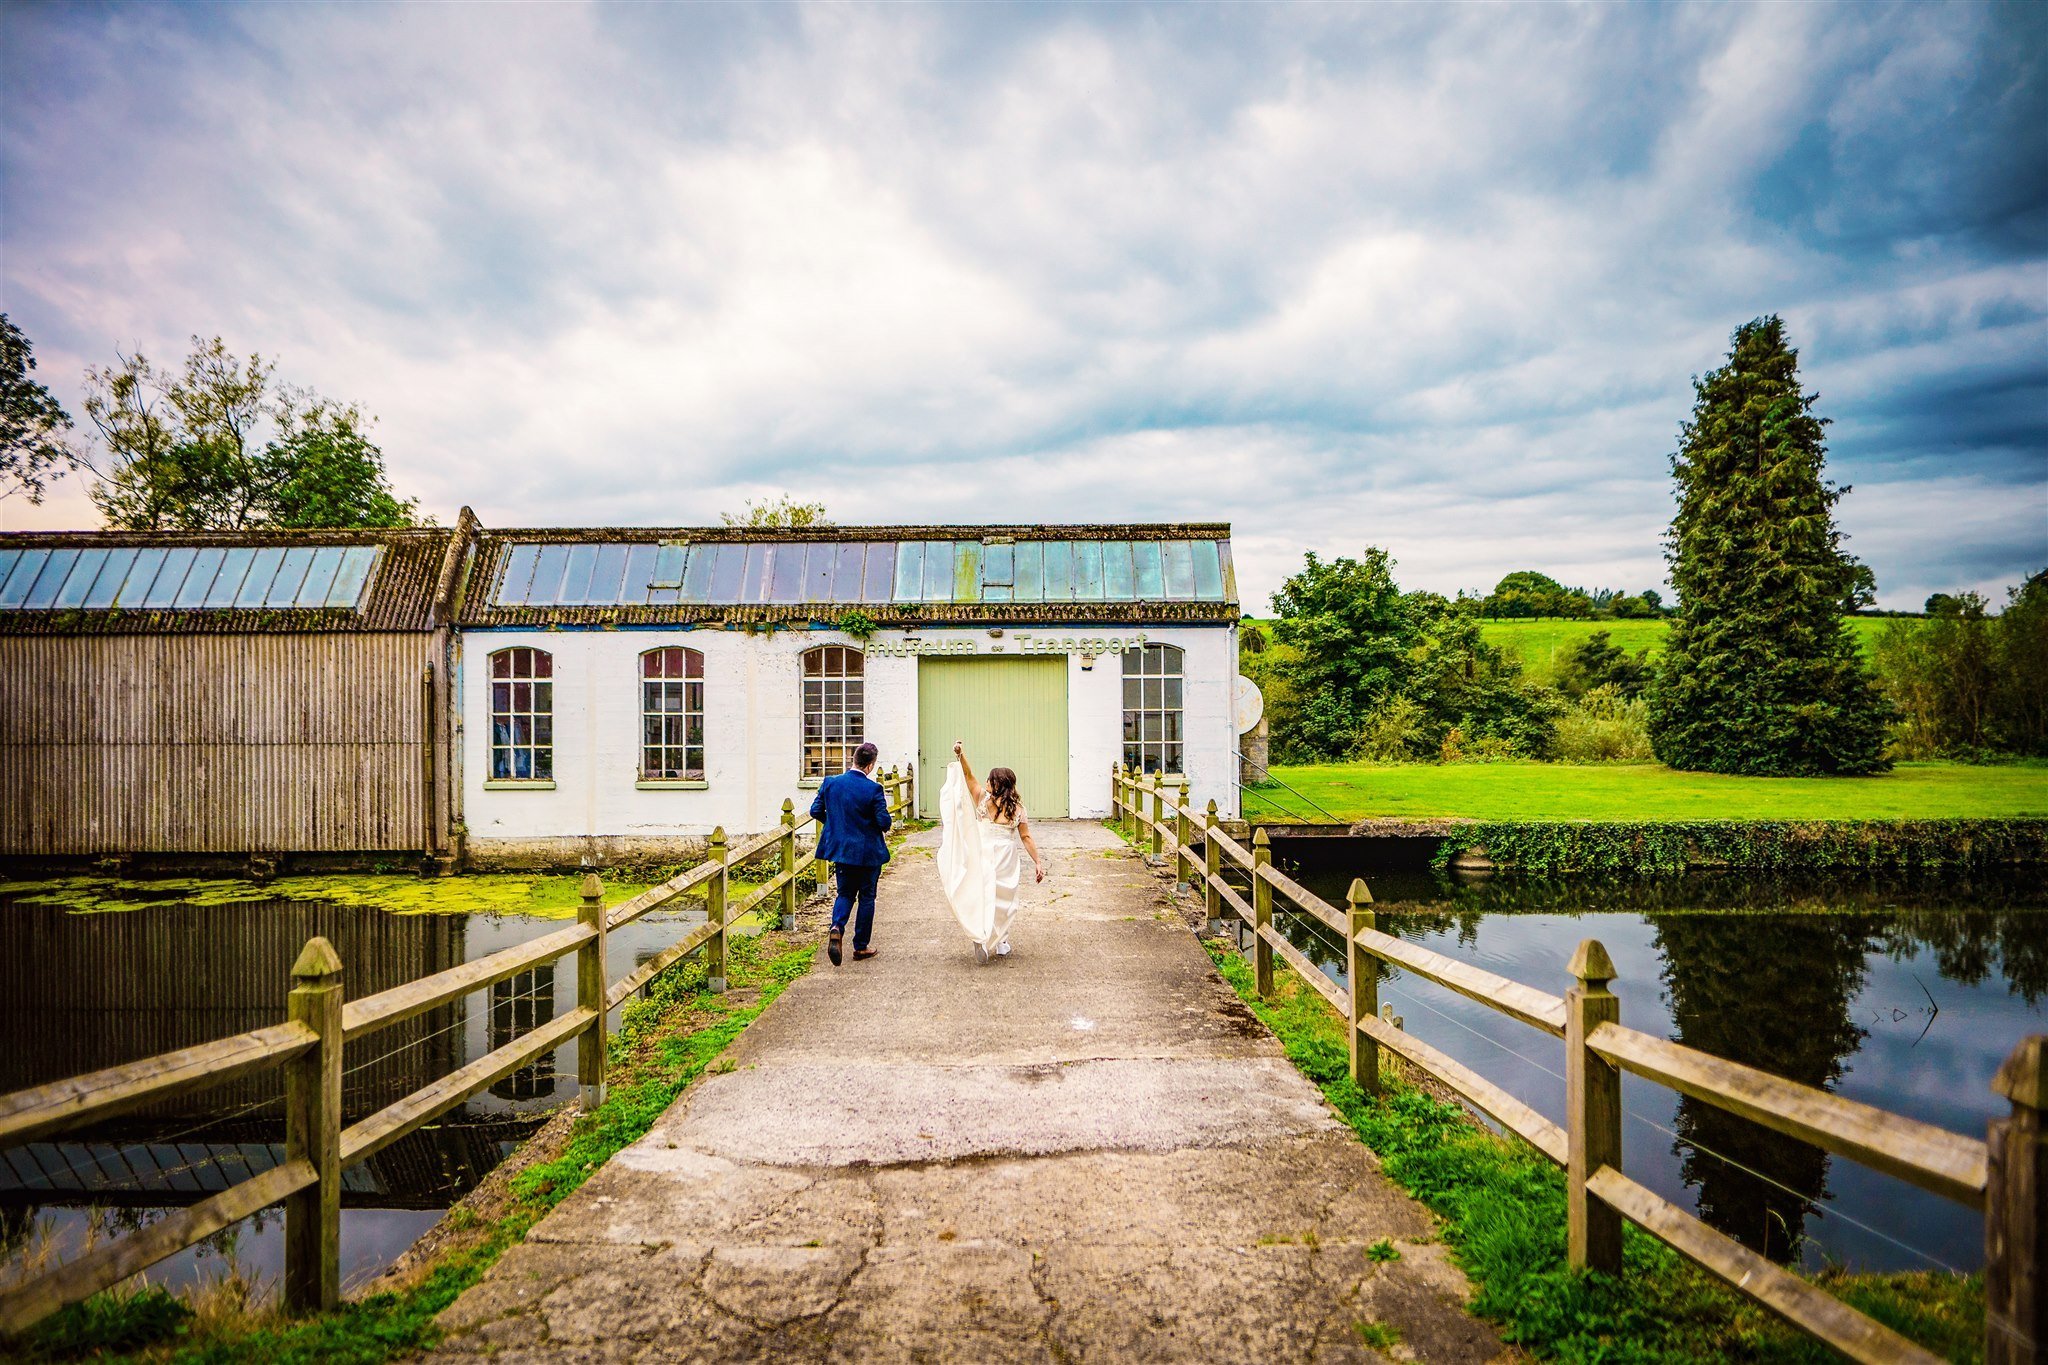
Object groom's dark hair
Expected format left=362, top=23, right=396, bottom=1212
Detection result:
left=854, top=742, right=879, bottom=770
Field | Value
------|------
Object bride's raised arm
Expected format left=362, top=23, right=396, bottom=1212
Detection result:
left=951, top=740, right=985, bottom=804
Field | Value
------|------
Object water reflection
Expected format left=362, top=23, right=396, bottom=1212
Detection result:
left=0, top=891, right=712, bottom=1296
left=1253, top=851, right=2047, bottom=1272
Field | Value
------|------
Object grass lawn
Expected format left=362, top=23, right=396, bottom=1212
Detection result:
left=1245, top=760, right=2048, bottom=824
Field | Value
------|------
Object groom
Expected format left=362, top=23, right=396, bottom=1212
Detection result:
left=810, top=740, right=892, bottom=966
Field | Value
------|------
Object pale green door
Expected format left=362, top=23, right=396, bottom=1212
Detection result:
left=917, top=656, right=1070, bottom=818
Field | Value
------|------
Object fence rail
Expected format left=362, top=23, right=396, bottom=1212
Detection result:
left=0, top=767, right=915, bottom=1338
left=1112, top=765, right=2043, bottom=1365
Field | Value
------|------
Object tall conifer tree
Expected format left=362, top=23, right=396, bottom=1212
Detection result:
left=1648, top=317, right=1892, bottom=774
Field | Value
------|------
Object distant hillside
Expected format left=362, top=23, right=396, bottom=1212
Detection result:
left=1242, top=616, right=1908, bottom=688
left=1479, top=617, right=1903, bottom=686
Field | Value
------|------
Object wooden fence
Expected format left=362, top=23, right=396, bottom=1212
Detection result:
left=0, top=767, right=915, bottom=1337
left=1113, top=767, right=2043, bottom=1365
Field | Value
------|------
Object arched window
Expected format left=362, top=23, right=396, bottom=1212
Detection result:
left=641, top=647, right=706, bottom=780
left=1122, top=643, right=1184, bottom=775
left=801, top=645, right=864, bottom=778
left=489, top=647, right=553, bottom=780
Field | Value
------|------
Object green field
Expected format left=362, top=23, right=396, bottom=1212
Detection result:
left=1475, top=616, right=1904, bottom=685
left=1244, top=615, right=1907, bottom=687
left=1245, top=760, right=2048, bottom=824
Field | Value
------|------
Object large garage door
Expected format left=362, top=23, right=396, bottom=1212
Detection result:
left=917, top=656, right=1070, bottom=819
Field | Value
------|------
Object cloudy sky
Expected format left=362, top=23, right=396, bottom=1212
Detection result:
left=3, top=2, right=2043, bottom=610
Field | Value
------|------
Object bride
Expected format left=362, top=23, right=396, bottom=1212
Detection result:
left=939, top=739, right=1048, bottom=964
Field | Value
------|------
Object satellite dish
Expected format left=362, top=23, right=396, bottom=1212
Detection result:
left=1233, top=675, right=1264, bottom=733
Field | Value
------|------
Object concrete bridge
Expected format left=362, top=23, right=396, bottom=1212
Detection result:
left=427, top=821, right=1502, bottom=1363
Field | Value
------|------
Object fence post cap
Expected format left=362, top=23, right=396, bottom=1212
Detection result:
left=1568, top=938, right=1617, bottom=985
left=1345, top=877, right=1373, bottom=908
left=291, top=936, right=343, bottom=980
left=579, top=871, right=602, bottom=901
left=1992, top=1034, right=2046, bottom=1109
left=710, top=825, right=727, bottom=848
left=782, top=796, right=795, bottom=817
left=1253, top=827, right=1270, bottom=850
left=1205, top=798, right=1219, bottom=822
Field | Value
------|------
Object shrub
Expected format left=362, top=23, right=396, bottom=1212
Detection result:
left=1550, top=685, right=1655, bottom=763
left=1353, top=695, right=1427, bottom=762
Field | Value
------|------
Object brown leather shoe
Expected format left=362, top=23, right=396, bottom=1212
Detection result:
left=828, top=931, right=843, bottom=966
left=853, top=948, right=879, bottom=960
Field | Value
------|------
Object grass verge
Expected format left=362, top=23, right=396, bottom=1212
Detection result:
left=1202, top=940, right=1984, bottom=1363
left=1245, top=759, right=2048, bottom=824
left=18, top=930, right=816, bottom=1364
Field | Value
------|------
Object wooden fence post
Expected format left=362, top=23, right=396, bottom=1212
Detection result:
left=1147, top=774, right=1164, bottom=861
left=1346, top=879, right=1378, bottom=1096
left=1987, top=1034, right=2044, bottom=1365
left=283, top=937, right=343, bottom=1314
left=1251, top=828, right=1274, bottom=997
left=1175, top=789, right=1193, bottom=890
left=1203, top=800, right=1222, bottom=937
left=1110, top=763, right=1122, bottom=830
left=578, top=872, right=607, bottom=1110
left=780, top=798, right=800, bottom=930
left=706, top=826, right=728, bottom=994
left=904, top=761, right=915, bottom=817
left=1566, top=938, right=1623, bottom=1274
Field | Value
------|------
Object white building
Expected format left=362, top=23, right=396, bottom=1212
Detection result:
left=455, top=525, right=1241, bottom=864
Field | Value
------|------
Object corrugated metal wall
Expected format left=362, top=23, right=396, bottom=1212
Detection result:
left=0, top=634, right=433, bottom=853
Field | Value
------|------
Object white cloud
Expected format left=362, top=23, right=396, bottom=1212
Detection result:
left=2, top=2, right=2041, bottom=611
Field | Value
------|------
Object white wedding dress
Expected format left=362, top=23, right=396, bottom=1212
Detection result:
left=938, top=761, right=1026, bottom=960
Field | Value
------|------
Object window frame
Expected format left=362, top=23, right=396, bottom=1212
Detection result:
left=800, top=644, right=866, bottom=781
left=486, top=646, right=556, bottom=788
left=638, top=645, right=708, bottom=787
left=1122, top=643, right=1186, bottom=776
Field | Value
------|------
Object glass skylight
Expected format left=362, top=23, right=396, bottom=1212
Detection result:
left=0, top=545, right=381, bottom=612
left=488, top=539, right=1230, bottom=607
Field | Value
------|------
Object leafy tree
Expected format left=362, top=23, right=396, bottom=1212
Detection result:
left=1924, top=592, right=1961, bottom=617
left=1880, top=573, right=2048, bottom=758
left=1839, top=557, right=1878, bottom=614
left=261, top=393, right=417, bottom=528
left=1647, top=317, right=1892, bottom=775
left=1555, top=630, right=1654, bottom=700
left=1992, top=571, right=2048, bottom=755
left=1402, top=597, right=1558, bottom=755
left=1269, top=553, right=1554, bottom=760
left=1483, top=569, right=1593, bottom=620
left=1638, top=588, right=1666, bottom=615
left=722, top=494, right=831, bottom=528
left=81, top=336, right=418, bottom=529
left=1270, top=550, right=1416, bottom=756
left=1, top=315, right=79, bottom=504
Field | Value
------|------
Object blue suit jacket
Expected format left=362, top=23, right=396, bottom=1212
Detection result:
left=810, top=769, right=892, bottom=867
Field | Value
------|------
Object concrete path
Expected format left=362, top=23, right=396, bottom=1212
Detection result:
left=427, top=822, right=1505, bottom=1363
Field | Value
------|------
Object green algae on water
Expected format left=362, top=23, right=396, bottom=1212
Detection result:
left=0, top=873, right=658, bottom=918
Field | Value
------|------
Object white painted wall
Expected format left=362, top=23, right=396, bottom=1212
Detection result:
left=458, top=623, right=1238, bottom=851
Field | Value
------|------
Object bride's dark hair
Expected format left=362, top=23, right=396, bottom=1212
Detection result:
left=985, top=767, right=1021, bottom=822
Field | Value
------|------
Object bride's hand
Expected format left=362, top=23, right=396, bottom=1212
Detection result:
left=1034, top=864, right=1046, bottom=883
left=952, top=740, right=964, bottom=758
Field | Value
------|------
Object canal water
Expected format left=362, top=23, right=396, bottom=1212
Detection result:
left=0, top=888, right=717, bottom=1302
left=1250, top=847, right=2047, bottom=1275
